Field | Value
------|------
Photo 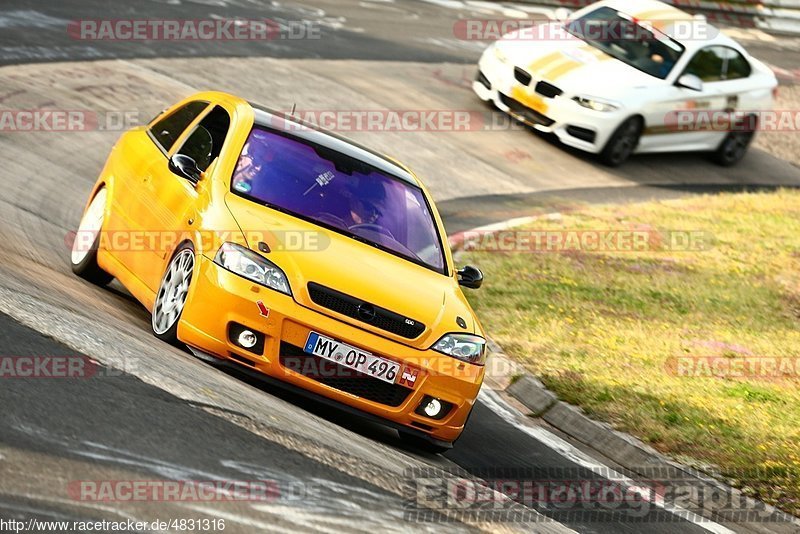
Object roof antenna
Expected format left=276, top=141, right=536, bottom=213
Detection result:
left=290, top=102, right=296, bottom=116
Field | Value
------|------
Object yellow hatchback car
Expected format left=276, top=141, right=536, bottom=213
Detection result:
left=71, top=91, right=486, bottom=451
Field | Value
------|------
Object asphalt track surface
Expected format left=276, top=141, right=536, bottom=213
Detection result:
left=1, top=1, right=799, bottom=533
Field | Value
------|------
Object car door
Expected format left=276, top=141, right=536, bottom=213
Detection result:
left=103, top=100, right=208, bottom=280
left=118, top=100, right=210, bottom=289
left=639, top=46, right=731, bottom=152
left=138, top=104, right=232, bottom=292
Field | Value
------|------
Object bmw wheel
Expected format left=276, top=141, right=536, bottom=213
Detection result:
left=712, top=116, right=756, bottom=166
left=599, top=117, right=643, bottom=167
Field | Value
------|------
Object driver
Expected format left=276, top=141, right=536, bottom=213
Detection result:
left=346, top=181, right=386, bottom=227
left=232, top=133, right=275, bottom=195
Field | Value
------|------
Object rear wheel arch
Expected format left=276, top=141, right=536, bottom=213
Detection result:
left=71, top=184, right=113, bottom=285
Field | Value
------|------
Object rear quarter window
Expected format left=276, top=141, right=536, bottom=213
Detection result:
left=724, top=50, right=751, bottom=80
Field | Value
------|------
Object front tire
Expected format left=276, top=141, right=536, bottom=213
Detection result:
left=599, top=117, right=643, bottom=167
left=152, top=244, right=195, bottom=345
left=71, top=187, right=113, bottom=286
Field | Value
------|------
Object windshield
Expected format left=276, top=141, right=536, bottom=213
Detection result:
left=230, top=127, right=446, bottom=273
left=565, top=6, right=685, bottom=80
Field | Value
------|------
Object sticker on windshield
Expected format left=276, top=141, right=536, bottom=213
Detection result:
left=304, top=170, right=336, bottom=196
left=316, top=170, right=335, bottom=186
left=234, top=180, right=252, bottom=194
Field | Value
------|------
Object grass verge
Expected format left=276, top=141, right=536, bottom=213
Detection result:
left=461, top=189, right=800, bottom=515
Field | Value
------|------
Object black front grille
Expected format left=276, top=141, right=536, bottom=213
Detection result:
left=513, top=67, right=532, bottom=86
left=307, top=282, right=425, bottom=339
left=535, top=80, right=563, bottom=98
left=279, top=342, right=412, bottom=407
left=498, top=93, right=555, bottom=127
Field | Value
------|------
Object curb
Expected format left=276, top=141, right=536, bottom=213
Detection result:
left=451, top=218, right=800, bottom=530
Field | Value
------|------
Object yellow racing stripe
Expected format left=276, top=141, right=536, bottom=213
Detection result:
left=544, top=60, right=582, bottom=81
left=526, top=51, right=564, bottom=74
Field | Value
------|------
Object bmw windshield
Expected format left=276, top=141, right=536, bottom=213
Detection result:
left=565, top=6, right=685, bottom=80
left=230, top=126, right=446, bottom=274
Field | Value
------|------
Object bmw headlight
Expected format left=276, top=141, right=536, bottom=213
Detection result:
left=572, top=96, right=620, bottom=112
left=214, top=242, right=291, bottom=295
left=432, top=334, right=487, bottom=365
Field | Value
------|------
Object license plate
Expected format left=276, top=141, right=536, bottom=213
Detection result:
left=524, top=94, right=548, bottom=115
left=511, top=86, right=549, bottom=116
left=304, top=332, right=400, bottom=385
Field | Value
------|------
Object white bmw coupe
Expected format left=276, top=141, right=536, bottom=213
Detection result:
left=474, top=0, right=778, bottom=166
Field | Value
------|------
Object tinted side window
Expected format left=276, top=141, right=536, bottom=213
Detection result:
left=149, top=101, right=208, bottom=152
left=721, top=48, right=751, bottom=80
left=175, top=106, right=231, bottom=172
left=683, top=48, right=725, bottom=82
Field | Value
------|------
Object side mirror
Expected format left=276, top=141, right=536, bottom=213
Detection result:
left=169, top=154, right=201, bottom=184
left=676, top=74, right=703, bottom=92
left=457, top=265, right=484, bottom=289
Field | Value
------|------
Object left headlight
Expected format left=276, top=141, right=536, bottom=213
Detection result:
left=572, top=95, right=620, bottom=112
left=214, top=242, right=292, bottom=296
left=432, top=333, right=487, bottom=365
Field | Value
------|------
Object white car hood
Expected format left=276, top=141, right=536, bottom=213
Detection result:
left=497, top=22, right=660, bottom=99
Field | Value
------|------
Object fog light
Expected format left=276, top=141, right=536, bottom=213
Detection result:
left=237, top=330, right=258, bottom=349
left=228, top=322, right=265, bottom=355
left=415, top=395, right=454, bottom=420
left=423, top=398, right=442, bottom=418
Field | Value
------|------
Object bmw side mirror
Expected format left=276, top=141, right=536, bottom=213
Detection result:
left=457, top=265, right=483, bottom=289
left=676, top=74, right=703, bottom=92
left=169, top=154, right=202, bottom=184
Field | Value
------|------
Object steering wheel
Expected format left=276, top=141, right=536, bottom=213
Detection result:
left=349, top=223, right=395, bottom=240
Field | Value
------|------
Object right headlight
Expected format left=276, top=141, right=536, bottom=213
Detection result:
left=432, top=333, right=487, bottom=365
left=214, top=242, right=291, bottom=295
left=493, top=45, right=509, bottom=64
